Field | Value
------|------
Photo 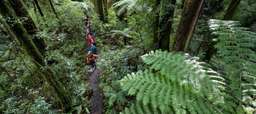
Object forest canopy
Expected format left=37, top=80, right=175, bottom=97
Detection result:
left=0, top=0, right=256, bottom=114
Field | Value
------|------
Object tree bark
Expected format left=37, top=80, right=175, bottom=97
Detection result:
left=0, top=0, right=72, bottom=111
left=96, top=0, right=106, bottom=22
left=158, top=0, right=176, bottom=51
left=0, top=17, right=19, bottom=43
left=107, top=0, right=112, bottom=9
left=33, top=0, right=44, bottom=17
left=181, top=0, right=185, bottom=8
left=187, top=0, right=224, bottom=60
left=0, top=1, right=44, bottom=64
left=103, top=0, right=108, bottom=22
left=8, top=0, right=46, bottom=55
left=173, top=0, right=204, bottom=52
left=48, top=0, right=59, bottom=19
left=223, top=0, right=240, bottom=20
left=152, top=0, right=161, bottom=49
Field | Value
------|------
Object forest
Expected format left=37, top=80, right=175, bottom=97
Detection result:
left=0, top=0, right=256, bottom=114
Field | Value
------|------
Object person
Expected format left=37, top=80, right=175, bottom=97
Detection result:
left=86, top=32, right=95, bottom=47
left=86, top=43, right=98, bottom=72
left=84, top=16, right=91, bottom=28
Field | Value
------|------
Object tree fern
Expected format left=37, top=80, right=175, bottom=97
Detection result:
left=113, top=0, right=153, bottom=16
left=113, top=0, right=139, bottom=15
left=120, top=51, right=226, bottom=114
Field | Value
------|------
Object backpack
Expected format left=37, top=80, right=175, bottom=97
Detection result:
left=85, top=54, right=97, bottom=65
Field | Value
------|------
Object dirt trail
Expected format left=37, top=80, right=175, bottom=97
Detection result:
left=88, top=69, right=103, bottom=114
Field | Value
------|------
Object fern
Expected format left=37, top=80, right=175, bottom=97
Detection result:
left=120, top=51, right=225, bottom=114
left=209, top=19, right=256, bottom=112
left=121, top=101, right=163, bottom=114
left=113, top=0, right=139, bottom=15
left=113, top=0, right=152, bottom=16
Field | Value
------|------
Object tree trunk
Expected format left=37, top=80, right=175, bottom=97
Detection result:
left=0, top=1, right=72, bottom=111
left=33, top=0, right=44, bottom=17
left=185, top=0, right=224, bottom=59
left=181, top=0, right=185, bottom=8
left=152, top=0, right=161, bottom=49
left=173, top=0, right=204, bottom=52
left=204, top=0, right=224, bottom=16
left=107, top=0, right=112, bottom=9
left=0, top=1, right=44, bottom=64
left=0, top=18, right=19, bottom=43
left=103, top=0, right=108, bottom=22
left=96, top=0, right=105, bottom=22
left=223, top=0, right=240, bottom=20
left=48, top=0, right=59, bottom=18
left=8, top=0, right=46, bottom=55
left=158, top=0, right=176, bottom=51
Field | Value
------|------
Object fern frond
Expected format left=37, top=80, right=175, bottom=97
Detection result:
left=113, top=0, right=152, bottom=16
left=113, top=0, right=139, bottom=15
left=120, top=70, right=172, bottom=112
left=141, top=51, right=224, bottom=94
left=121, top=102, right=165, bottom=114
left=209, top=19, right=256, bottom=112
left=120, top=51, right=226, bottom=114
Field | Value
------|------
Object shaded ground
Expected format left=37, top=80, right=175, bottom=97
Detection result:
left=88, top=69, right=103, bottom=114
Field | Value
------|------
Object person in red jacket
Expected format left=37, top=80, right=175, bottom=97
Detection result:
left=86, top=32, right=95, bottom=47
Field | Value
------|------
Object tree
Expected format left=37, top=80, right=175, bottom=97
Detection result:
left=48, top=0, right=59, bottom=18
left=96, top=0, right=106, bottom=22
left=158, top=0, right=176, bottom=51
left=223, top=0, right=241, bottom=20
left=173, top=0, right=204, bottom=52
left=33, top=0, right=44, bottom=17
left=103, top=0, right=108, bottom=20
left=152, top=0, right=161, bottom=49
left=152, top=0, right=176, bottom=51
left=107, top=0, right=112, bottom=9
left=188, top=0, right=224, bottom=61
left=0, top=0, right=72, bottom=111
left=8, top=0, right=46, bottom=55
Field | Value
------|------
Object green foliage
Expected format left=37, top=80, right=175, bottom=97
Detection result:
left=120, top=50, right=226, bottom=114
left=1, top=0, right=256, bottom=113
left=98, top=47, right=144, bottom=114
left=0, top=54, right=55, bottom=113
left=0, top=26, right=10, bottom=56
left=209, top=19, right=256, bottom=113
left=113, top=0, right=139, bottom=16
left=233, top=0, right=256, bottom=27
left=29, top=97, right=54, bottom=114
left=0, top=1, right=92, bottom=113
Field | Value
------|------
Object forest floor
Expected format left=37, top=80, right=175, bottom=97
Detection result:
left=88, top=69, right=103, bottom=114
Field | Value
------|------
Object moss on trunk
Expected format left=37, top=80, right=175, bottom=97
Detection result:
left=0, top=0, right=72, bottom=111
left=8, top=0, right=46, bottom=55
